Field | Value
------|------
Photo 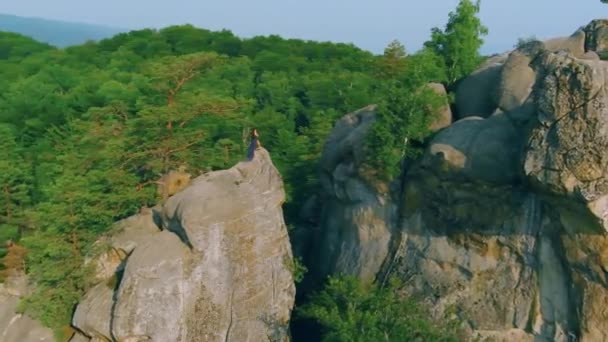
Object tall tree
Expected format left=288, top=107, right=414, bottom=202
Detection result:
left=424, top=0, right=488, bottom=83
left=126, top=52, right=243, bottom=178
left=375, top=40, right=408, bottom=79
left=0, top=124, right=31, bottom=243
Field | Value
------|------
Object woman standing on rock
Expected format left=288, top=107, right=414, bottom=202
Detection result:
left=247, top=128, right=261, bottom=160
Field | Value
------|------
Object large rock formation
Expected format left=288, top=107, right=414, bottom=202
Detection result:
left=72, top=148, right=296, bottom=342
left=310, top=105, right=397, bottom=284
left=454, top=22, right=606, bottom=121
left=308, top=19, right=608, bottom=341
left=0, top=274, right=54, bottom=342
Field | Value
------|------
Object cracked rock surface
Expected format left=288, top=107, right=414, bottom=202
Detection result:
left=72, top=148, right=295, bottom=342
left=306, top=20, right=608, bottom=341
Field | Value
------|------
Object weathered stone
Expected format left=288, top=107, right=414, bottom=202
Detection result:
left=581, top=51, right=600, bottom=61
left=312, top=106, right=396, bottom=283
left=585, top=19, right=608, bottom=56
left=309, top=29, right=608, bottom=341
left=72, top=283, right=114, bottom=341
left=69, top=332, right=90, bottom=342
left=544, top=29, right=586, bottom=57
left=71, top=148, right=295, bottom=342
left=0, top=291, right=54, bottom=342
left=87, top=208, right=160, bottom=283
left=496, top=50, right=536, bottom=112
left=455, top=62, right=502, bottom=118
left=525, top=52, right=608, bottom=231
left=427, top=82, right=453, bottom=132
left=472, top=329, right=534, bottom=342
left=91, top=247, right=127, bottom=283
left=112, top=230, right=189, bottom=342
left=76, top=148, right=297, bottom=342
left=109, top=207, right=161, bottom=254
left=426, top=114, right=522, bottom=184
left=559, top=233, right=608, bottom=342
left=320, top=105, right=376, bottom=177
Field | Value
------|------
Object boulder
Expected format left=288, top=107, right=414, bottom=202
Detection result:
left=581, top=51, right=600, bottom=61
left=72, top=283, right=114, bottom=341
left=454, top=62, right=502, bottom=118
left=525, top=52, right=608, bottom=231
left=495, top=50, right=536, bottom=113
left=112, top=231, right=189, bottom=342
left=543, top=29, right=586, bottom=57
left=109, top=207, right=160, bottom=254
left=584, top=19, right=608, bottom=56
left=313, top=106, right=396, bottom=283
left=426, top=114, right=522, bottom=184
left=427, top=82, right=453, bottom=132
left=88, top=208, right=160, bottom=283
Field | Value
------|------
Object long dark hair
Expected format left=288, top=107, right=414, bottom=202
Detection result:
left=251, top=128, right=259, bottom=139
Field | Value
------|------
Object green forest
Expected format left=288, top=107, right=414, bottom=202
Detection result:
left=0, top=0, right=487, bottom=339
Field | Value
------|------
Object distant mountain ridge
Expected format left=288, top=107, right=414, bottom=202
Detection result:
left=0, top=13, right=124, bottom=47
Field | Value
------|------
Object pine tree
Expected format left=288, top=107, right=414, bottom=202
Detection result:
left=375, top=40, right=407, bottom=79
left=0, top=124, right=32, bottom=244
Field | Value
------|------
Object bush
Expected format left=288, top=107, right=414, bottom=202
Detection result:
left=285, top=255, right=308, bottom=284
left=424, top=0, right=488, bottom=83
left=364, top=79, right=444, bottom=181
left=298, top=276, right=461, bottom=342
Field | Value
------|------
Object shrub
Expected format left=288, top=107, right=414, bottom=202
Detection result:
left=298, top=275, right=461, bottom=342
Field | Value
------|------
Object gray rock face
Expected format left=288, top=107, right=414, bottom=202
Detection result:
left=585, top=19, right=608, bottom=56
left=495, top=50, right=536, bottom=112
left=427, top=82, right=453, bottom=132
left=525, top=52, right=608, bottom=231
left=72, top=283, right=114, bottom=340
left=87, top=208, right=160, bottom=284
left=454, top=20, right=608, bottom=120
left=112, top=231, right=190, bottom=342
left=72, top=148, right=295, bottom=342
left=454, top=61, right=502, bottom=118
left=310, top=20, right=608, bottom=341
left=312, top=105, right=396, bottom=283
left=543, top=29, right=586, bottom=57
left=426, top=114, right=522, bottom=184
left=0, top=279, right=54, bottom=342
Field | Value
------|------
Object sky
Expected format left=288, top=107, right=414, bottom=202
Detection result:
left=1, top=0, right=606, bottom=54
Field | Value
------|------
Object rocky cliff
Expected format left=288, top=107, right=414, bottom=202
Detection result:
left=306, top=19, right=608, bottom=342
left=70, top=148, right=296, bottom=342
left=0, top=274, right=54, bottom=342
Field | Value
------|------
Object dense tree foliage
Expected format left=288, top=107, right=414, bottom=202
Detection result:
left=0, top=26, right=379, bottom=336
left=425, top=0, right=488, bottom=83
left=364, top=47, right=447, bottom=181
left=364, top=0, right=486, bottom=181
left=0, top=0, right=484, bottom=337
left=298, top=276, right=460, bottom=341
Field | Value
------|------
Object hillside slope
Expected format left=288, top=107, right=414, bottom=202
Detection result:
left=0, top=14, right=123, bottom=47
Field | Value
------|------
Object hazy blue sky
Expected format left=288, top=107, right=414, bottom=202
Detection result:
left=1, top=0, right=605, bottom=54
